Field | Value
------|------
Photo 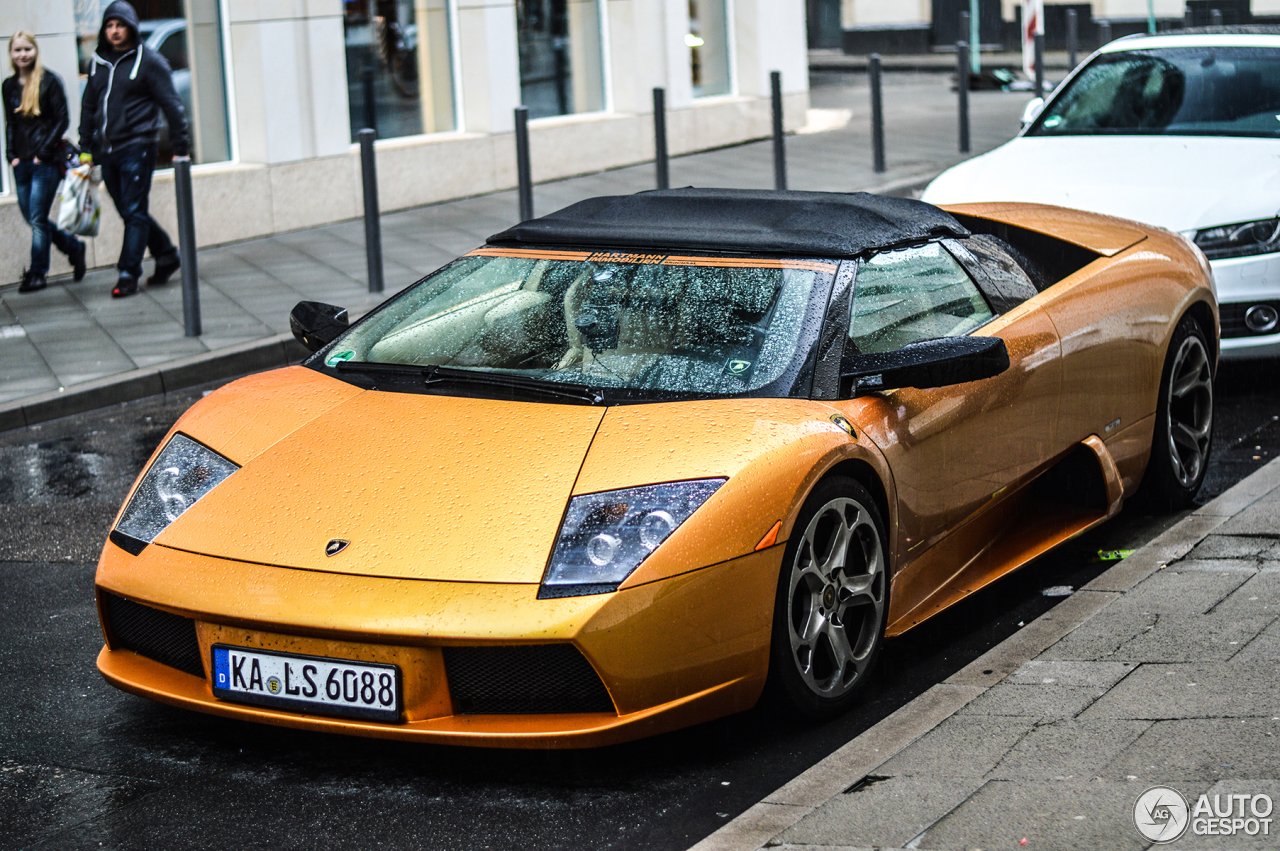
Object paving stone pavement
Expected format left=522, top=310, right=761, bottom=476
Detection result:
left=0, top=71, right=1033, bottom=430
left=691, top=457, right=1280, bottom=851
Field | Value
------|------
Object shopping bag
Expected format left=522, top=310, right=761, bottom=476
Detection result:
left=51, top=164, right=102, bottom=237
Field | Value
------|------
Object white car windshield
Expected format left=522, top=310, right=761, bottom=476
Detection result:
left=325, top=248, right=835, bottom=398
left=1029, top=46, right=1280, bottom=138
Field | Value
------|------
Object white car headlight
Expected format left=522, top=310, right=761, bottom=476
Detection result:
left=112, top=434, right=239, bottom=553
left=1193, top=218, right=1280, bottom=260
left=539, top=479, right=725, bottom=598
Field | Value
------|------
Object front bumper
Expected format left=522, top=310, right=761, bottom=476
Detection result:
left=1211, top=252, right=1280, bottom=359
left=94, top=539, right=780, bottom=748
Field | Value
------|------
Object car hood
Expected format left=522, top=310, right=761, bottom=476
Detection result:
left=923, top=135, right=1280, bottom=233
left=145, top=369, right=858, bottom=586
left=154, top=381, right=606, bottom=583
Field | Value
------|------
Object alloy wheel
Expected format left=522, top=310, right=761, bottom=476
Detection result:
left=785, top=496, right=886, bottom=700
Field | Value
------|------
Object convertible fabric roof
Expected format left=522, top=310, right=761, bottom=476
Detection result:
left=486, top=188, right=970, bottom=258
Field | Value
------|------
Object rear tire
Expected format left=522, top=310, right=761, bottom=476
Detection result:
left=765, top=476, right=889, bottom=720
left=1142, top=314, right=1213, bottom=511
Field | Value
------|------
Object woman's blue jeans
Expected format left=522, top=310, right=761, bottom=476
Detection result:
left=13, top=160, right=81, bottom=277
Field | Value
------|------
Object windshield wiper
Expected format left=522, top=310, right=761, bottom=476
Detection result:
left=334, top=360, right=605, bottom=404
left=333, top=360, right=428, bottom=376
left=422, top=365, right=606, bottom=405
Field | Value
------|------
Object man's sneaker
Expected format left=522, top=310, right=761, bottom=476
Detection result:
left=69, top=240, right=87, bottom=282
left=111, top=275, right=138, bottom=298
left=18, top=269, right=47, bottom=293
left=148, top=253, right=180, bottom=286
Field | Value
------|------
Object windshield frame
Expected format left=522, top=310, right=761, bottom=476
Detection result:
left=1025, top=43, right=1280, bottom=139
left=305, top=246, right=841, bottom=405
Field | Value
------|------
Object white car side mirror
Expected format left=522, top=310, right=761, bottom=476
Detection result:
left=1020, top=97, right=1045, bottom=128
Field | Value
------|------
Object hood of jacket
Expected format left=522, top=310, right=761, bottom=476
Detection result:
left=97, top=0, right=141, bottom=55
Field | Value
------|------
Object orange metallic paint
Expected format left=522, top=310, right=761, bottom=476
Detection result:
left=94, top=203, right=1216, bottom=746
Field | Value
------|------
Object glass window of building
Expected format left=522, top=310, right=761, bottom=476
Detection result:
left=516, top=0, right=605, bottom=119
left=73, top=0, right=232, bottom=166
left=344, top=0, right=458, bottom=141
left=687, top=0, right=730, bottom=97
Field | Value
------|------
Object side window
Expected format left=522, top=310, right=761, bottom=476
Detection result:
left=849, top=243, right=994, bottom=354
left=159, top=29, right=188, bottom=72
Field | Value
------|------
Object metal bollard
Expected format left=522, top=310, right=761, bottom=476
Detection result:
left=653, top=87, right=670, bottom=190
left=771, top=71, right=787, bottom=191
left=358, top=129, right=384, bottom=295
left=173, top=157, right=201, bottom=337
left=1211, top=8, right=1223, bottom=25
left=1099, top=20, right=1112, bottom=47
left=1067, top=9, right=1078, bottom=69
left=1034, top=32, right=1045, bottom=97
left=957, top=41, right=971, bottom=154
left=870, top=54, right=885, bottom=173
left=514, top=106, right=534, bottom=221
left=362, top=61, right=378, bottom=137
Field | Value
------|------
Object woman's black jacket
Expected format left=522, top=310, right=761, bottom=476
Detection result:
left=3, top=71, right=70, bottom=163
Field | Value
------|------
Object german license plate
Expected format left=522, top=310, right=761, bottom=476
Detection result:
left=211, top=645, right=401, bottom=722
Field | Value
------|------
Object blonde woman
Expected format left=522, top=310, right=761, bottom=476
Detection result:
left=4, top=31, right=86, bottom=292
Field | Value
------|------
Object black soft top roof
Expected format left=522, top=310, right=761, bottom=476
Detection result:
left=486, top=188, right=969, bottom=259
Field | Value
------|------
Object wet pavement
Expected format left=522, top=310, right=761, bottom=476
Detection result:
left=1, top=353, right=1278, bottom=850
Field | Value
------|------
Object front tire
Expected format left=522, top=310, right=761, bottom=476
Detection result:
left=765, top=476, right=889, bottom=720
left=1143, top=314, right=1214, bottom=511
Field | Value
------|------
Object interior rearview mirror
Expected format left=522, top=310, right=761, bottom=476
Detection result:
left=842, top=336, right=1010, bottom=396
left=290, top=301, right=349, bottom=353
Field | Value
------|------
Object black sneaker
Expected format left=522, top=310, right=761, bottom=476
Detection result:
left=111, top=275, right=138, bottom=298
left=18, top=269, right=47, bottom=293
left=148, top=253, right=180, bottom=286
left=69, top=240, right=87, bottom=282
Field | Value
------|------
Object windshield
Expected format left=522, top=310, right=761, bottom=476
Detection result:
left=321, top=248, right=836, bottom=400
left=1028, top=46, right=1280, bottom=138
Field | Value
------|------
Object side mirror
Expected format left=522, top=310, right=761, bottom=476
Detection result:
left=842, top=336, right=1009, bottom=396
left=1020, top=96, right=1045, bottom=128
left=290, top=301, right=349, bottom=353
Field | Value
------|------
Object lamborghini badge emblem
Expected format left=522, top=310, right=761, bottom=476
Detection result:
left=828, top=414, right=855, bottom=437
left=326, top=539, right=350, bottom=557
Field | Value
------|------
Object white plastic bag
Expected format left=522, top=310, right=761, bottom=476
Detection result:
left=51, top=164, right=102, bottom=237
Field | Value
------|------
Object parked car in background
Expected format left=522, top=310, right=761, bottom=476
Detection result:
left=924, top=27, right=1280, bottom=359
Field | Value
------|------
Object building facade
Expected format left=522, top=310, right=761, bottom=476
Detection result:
left=1, top=0, right=809, bottom=283
left=809, top=0, right=1280, bottom=55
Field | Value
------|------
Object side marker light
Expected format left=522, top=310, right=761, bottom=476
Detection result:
left=755, top=520, right=782, bottom=551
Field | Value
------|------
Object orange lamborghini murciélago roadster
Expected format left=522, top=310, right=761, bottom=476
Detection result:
left=95, top=189, right=1216, bottom=747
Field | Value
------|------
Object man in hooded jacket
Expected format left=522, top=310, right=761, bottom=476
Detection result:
left=79, top=0, right=189, bottom=298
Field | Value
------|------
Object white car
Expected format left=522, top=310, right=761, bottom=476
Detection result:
left=923, top=28, right=1280, bottom=359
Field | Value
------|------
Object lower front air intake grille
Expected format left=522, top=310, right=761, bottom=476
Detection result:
left=101, top=591, right=206, bottom=679
left=443, top=645, right=615, bottom=714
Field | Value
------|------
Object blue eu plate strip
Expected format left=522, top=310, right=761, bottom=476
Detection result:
left=213, top=646, right=230, bottom=690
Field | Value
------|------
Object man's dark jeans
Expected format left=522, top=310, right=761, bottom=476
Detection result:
left=99, top=144, right=176, bottom=281
left=13, top=161, right=81, bottom=277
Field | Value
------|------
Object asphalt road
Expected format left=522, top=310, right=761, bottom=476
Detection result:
left=0, top=347, right=1277, bottom=851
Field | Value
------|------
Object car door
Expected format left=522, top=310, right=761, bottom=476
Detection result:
left=829, top=241, right=1062, bottom=620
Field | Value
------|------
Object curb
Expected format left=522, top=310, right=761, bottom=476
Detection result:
left=688, top=455, right=1280, bottom=851
left=0, top=332, right=311, bottom=433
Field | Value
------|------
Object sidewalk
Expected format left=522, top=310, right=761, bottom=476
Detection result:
left=693, top=459, right=1280, bottom=851
left=0, top=73, right=1032, bottom=431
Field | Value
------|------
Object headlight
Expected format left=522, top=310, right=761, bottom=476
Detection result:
left=1193, top=217, right=1280, bottom=260
left=112, top=434, right=239, bottom=553
left=539, top=479, right=725, bottom=598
